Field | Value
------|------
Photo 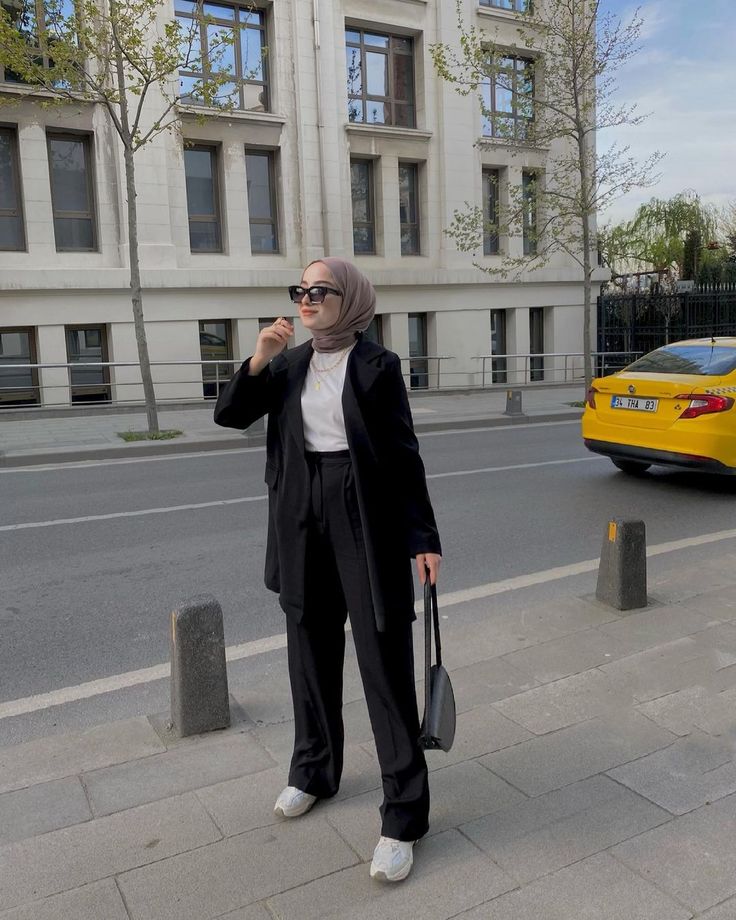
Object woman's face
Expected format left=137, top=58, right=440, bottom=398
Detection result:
left=297, top=262, right=343, bottom=332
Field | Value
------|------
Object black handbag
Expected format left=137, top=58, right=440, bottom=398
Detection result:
left=419, top=577, right=456, bottom=752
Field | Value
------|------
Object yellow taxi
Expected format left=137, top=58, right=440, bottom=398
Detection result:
left=582, top=338, right=736, bottom=475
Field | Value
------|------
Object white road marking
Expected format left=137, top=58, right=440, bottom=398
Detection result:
left=2, top=525, right=736, bottom=721
left=0, top=420, right=580, bottom=473
left=1, top=455, right=598, bottom=532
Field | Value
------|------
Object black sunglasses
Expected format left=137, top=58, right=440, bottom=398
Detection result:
left=288, top=285, right=343, bottom=305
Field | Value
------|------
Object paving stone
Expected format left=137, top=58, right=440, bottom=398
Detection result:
left=479, top=711, right=676, bottom=796
left=213, top=905, right=272, bottom=920
left=0, top=880, right=129, bottom=920
left=444, top=657, right=540, bottom=712
left=411, top=701, right=532, bottom=773
left=498, top=628, right=636, bottom=683
left=597, top=604, right=720, bottom=651
left=608, top=730, right=736, bottom=814
left=684, top=587, right=736, bottom=622
left=612, top=792, right=736, bottom=913
left=266, top=829, right=515, bottom=920
left=325, top=760, right=526, bottom=860
left=0, top=793, right=220, bottom=911
left=461, top=774, right=672, bottom=884
left=197, top=745, right=381, bottom=838
left=699, top=896, right=736, bottom=919
left=455, top=853, right=692, bottom=920
left=649, top=563, right=733, bottom=604
left=0, top=717, right=165, bottom=793
left=636, top=685, right=736, bottom=737
left=492, top=668, right=636, bottom=734
left=84, top=731, right=275, bottom=816
left=0, top=776, right=91, bottom=845
left=117, top=818, right=357, bottom=920
left=599, top=633, right=736, bottom=703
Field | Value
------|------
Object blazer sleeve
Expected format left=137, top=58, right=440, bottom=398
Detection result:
left=380, top=355, right=442, bottom=557
left=213, top=357, right=276, bottom=430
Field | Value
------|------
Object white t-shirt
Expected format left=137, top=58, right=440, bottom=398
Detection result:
left=301, top=344, right=356, bottom=451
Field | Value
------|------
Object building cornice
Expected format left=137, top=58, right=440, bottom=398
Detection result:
left=344, top=123, right=432, bottom=142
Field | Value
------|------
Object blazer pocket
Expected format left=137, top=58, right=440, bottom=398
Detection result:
left=264, top=464, right=279, bottom=488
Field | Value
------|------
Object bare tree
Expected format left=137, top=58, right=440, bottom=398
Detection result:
left=431, top=0, right=663, bottom=389
left=0, top=0, right=253, bottom=432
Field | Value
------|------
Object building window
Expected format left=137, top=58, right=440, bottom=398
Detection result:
left=522, top=170, right=538, bottom=256
left=479, top=0, right=530, bottom=10
left=245, top=148, right=279, bottom=254
left=47, top=132, right=97, bottom=251
left=176, top=0, right=268, bottom=111
left=199, top=319, right=233, bottom=398
left=0, top=327, right=38, bottom=405
left=490, top=309, right=507, bottom=383
left=350, top=159, right=375, bottom=255
left=408, top=312, right=428, bottom=389
left=482, top=168, right=500, bottom=255
left=345, top=28, right=415, bottom=128
left=529, top=307, right=544, bottom=381
left=399, top=163, right=420, bottom=256
left=65, top=325, right=111, bottom=403
left=0, top=0, right=78, bottom=84
left=0, top=126, right=25, bottom=250
left=364, top=315, right=383, bottom=345
left=184, top=144, right=222, bottom=252
left=481, top=55, right=534, bottom=140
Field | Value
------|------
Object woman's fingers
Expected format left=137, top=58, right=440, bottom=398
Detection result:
left=416, top=553, right=441, bottom=585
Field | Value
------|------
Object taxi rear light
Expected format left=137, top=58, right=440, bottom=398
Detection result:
left=675, top=394, right=734, bottom=419
left=585, top=386, right=598, bottom=409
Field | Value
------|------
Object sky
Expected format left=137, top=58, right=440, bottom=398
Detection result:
left=597, top=0, right=736, bottom=226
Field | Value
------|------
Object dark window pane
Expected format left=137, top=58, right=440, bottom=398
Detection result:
left=393, top=103, right=414, bottom=127
left=54, top=217, right=93, bottom=249
left=48, top=136, right=90, bottom=212
left=249, top=222, right=278, bottom=253
left=184, top=148, right=216, bottom=215
left=65, top=325, right=110, bottom=402
left=346, top=46, right=362, bottom=95
left=0, top=329, right=35, bottom=402
left=364, top=316, right=382, bottom=344
left=392, top=52, right=412, bottom=102
left=0, top=215, right=23, bottom=249
left=189, top=220, right=221, bottom=251
left=401, top=226, right=419, bottom=255
left=345, top=28, right=415, bottom=128
left=348, top=100, right=365, bottom=122
left=345, top=29, right=361, bottom=44
left=0, top=131, right=18, bottom=209
left=350, top=162, right=370, bottom=220
left=364, top=33, right=389, bottom=48
left=352, top=226, right=374, bottom=254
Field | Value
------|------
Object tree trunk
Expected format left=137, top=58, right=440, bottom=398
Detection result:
left=113, top=35, right=159, bottom=434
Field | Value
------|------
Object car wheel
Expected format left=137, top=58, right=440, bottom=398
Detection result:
left=611, top=459, right=651, bottom=475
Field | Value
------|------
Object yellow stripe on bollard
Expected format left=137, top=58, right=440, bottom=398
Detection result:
left=608, top=521, right=617, bottom=542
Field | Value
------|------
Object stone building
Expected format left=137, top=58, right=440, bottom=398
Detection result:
left=0, top=0, right=605, bottom=406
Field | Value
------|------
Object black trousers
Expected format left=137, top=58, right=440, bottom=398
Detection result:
left=285, top=450, right=429, bottom=841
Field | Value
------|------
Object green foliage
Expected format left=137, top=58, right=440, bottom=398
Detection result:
left=118, top=429, right=183, bottom=441
left=682, top=229, right=701, bottom=281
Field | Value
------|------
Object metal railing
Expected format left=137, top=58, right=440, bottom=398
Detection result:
left=472, top=351, right=640, bottom=387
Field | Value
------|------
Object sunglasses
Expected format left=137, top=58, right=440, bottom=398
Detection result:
left=288, top=285, right=343, bottom=305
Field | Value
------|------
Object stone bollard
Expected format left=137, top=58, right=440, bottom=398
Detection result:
left=504, top=389, right=525, bottom=417
left=170, top=595, right=230, bottom=738
left=596, top=519, right=647, bottom=610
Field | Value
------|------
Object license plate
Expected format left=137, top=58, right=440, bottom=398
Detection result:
left=611, top=396, right=659, bottom=412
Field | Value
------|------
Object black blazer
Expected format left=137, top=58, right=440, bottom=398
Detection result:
left=214, top=336, right=441, bottom=632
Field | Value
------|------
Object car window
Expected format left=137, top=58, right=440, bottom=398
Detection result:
left=626, top=345, right=736, bottom=376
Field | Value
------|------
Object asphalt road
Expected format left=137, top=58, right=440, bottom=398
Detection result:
left=2, top=418, right=736, bottom=743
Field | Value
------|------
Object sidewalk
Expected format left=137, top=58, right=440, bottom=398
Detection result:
left=2, top=545, right=736, bottom=918
left=0, top=384, right=585, bottom=467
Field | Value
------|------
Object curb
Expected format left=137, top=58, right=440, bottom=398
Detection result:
left=0, top=411, right=582, bottom=468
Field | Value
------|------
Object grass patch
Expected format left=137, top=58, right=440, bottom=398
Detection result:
left=567, top=401, right=586, bottom=408
left=117, top=429, right=183, bottom=442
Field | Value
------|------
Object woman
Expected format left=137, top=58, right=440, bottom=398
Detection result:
left=214, top=257, right=441, bottom=883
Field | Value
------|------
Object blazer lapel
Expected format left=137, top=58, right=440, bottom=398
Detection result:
left=272, top=343, right=312, bottom=454
left=343, top=340, right=381, bottom=460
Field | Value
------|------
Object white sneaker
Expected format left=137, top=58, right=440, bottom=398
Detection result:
left=273, top=786, right=317, bottom=818
left=369, top=836, right=415, bottom=882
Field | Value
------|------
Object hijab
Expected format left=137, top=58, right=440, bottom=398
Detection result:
left=307, top=257, right=376, bottom=353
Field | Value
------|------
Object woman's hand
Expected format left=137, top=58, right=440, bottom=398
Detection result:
left=415, top=553, right=441, bottom=586
left=248, top=318, right=294, bottom=376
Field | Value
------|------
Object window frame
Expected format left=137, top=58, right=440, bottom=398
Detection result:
left=0, top=0, right=80, bottom=84
left=0, top=125, right=26, bottom=251
left=482, top=167, right=500, bottom=255
left=46, top=130, right=98, bottom=252
left=345, top=27, right=415, bottom=128
left=479, top=0, right=530, bottom=11
left=350, top=157, right=376, bottom=255
left=481, top=53, right=534, bottom=141
left=398, top=161, right=420, bottom=256
left=522, top=169, right=538, bottom=256
left=64, top=323, right=111, bottom=403
left=184, top=142, right=223, bottom=254
left=176, top=0, right=269, bottom=112
left=0, top=326, right=39, bottom=405
left=245, top=147, right=280, bottom=254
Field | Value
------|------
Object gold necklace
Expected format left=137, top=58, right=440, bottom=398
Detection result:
left=310, top=348, right=350, bottom=390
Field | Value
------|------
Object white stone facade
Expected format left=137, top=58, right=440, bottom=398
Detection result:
left=0, top=0, right=605, bottom=406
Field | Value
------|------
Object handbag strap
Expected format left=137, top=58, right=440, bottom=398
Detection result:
left=424, top=575, right=443, bottom=668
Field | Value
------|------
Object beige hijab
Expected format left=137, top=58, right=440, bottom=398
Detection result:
left=307, top=257, right=376, bottom=353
